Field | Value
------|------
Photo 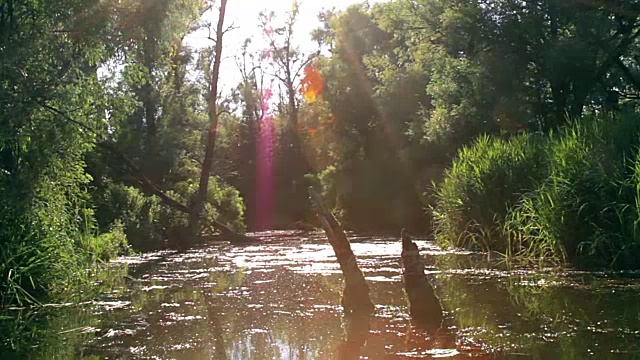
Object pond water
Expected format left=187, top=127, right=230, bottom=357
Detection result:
left=2, top=230, right=640, bottom=359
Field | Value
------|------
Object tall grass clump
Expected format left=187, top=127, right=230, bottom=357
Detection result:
left=0, top=151, right=89, bottom=305
left=435, top=110, right=640, bottom=268
left=506, top=112, right=640, bottom=267
left=433, top=133, right=547, bottom=251
left=0, top=195, right=131, bottom=306
left=0, top=143, right=131, bottom=306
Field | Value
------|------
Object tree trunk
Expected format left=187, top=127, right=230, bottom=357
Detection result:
left=309, top=187, right=374, bottom=315
left=189, top=0, right=228, bottom=241
left=400, top=229, right=443, bottom=329
left=286, top=71, right=310, bottom=222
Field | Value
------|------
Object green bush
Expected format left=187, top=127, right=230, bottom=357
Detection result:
left=434, top=111, right=640, bottom=268
left=94, top=183, right=164, bottom=250
left=505, top=112, right=640, bottom=267
left=205, top=178, right=246, bottom=233
left=433, top=133, right=546, bottom=251
left=80, top=220, right=130, bottom=262
left=94, top=177, right=246, bottom=249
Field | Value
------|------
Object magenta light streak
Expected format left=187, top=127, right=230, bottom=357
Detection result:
left=256, top=88, right=275, bottom=230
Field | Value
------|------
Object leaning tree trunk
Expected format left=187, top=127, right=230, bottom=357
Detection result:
left=400, top=229, right=443, bottom=328
left=309, top=187, right=374, bottom=315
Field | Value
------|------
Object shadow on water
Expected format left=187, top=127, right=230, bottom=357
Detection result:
left=1, top=231, right=640, bottom=359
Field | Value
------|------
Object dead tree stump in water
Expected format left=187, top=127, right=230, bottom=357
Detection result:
left=309, top=187, right=375, bottom=315
left=400, top=229, right=443, bottom=328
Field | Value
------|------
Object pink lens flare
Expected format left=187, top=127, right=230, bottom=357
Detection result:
left=256, top=87, right=275, bottom=230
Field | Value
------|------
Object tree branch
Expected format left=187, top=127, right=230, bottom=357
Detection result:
left=292, top=52, right=319, bottom=82
left=222, top=22, right=238, bottom=35
left=262, top=69, right=288, bottom=84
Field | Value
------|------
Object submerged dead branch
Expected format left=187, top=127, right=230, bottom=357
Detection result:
left=308, top=187, right=374, bottom=315
left=400, top=229, right=443, bottom=328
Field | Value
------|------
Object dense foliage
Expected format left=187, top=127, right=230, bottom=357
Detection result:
left=279, top=0, right=640, bottom=234
left=4, top=0, right=640, bottom=303
left=0, top=0, right=245, bottom=304
left=299, top=0, right=640, bottom=268
left=435, top=111, right=640, bottom=268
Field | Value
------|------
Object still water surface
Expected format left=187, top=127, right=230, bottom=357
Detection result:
left=2, top=231, right=640, bottom=359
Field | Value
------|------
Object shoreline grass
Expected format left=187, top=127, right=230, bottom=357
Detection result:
left=434, top=111, right=640, bottom=269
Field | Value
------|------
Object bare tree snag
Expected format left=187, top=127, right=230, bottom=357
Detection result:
left=309, top=187, right=374, bottom=315
left=400, top=229, right=443, bottom=328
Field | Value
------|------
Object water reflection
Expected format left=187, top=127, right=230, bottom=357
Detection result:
left=436, top=253, right=640, bottom=359
left=0, top=264, right=129, bottom=359
left=337, top=314, right=370, bottom=360
left=1, top=232, right=640, bottom=359
left=202, top=292, right=227, bottom=359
